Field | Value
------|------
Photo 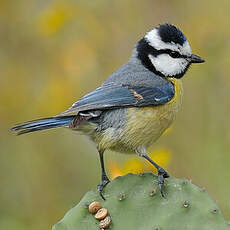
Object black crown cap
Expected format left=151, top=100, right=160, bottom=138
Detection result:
left=158, top=24, right=186, bottom=46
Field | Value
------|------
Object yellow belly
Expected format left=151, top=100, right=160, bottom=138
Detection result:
left=102, top=78, right=183, bottom=153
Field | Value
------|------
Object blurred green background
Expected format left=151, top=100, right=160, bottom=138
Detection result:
left=1, top=0, right=230, bottom=229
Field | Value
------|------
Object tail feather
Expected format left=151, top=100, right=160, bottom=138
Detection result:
left=11, top=116, right=75, bottom=135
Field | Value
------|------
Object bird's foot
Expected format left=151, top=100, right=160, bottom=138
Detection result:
left=157, top=167, right=169, bottom=198
left=97, top=176, right=110, bottom=200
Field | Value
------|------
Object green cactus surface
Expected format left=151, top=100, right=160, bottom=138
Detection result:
left=53, top=173, right=230, bottom=230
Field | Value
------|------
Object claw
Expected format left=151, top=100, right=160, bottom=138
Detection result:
left=99, top=189, right=106, bottom=201
left=97, top=178, right=110, bottom=200
left=157, top=167, right=169, bottom=198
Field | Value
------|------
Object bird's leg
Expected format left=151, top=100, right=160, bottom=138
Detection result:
left=97, top=149, right=110, bottom=200
left=142, top=154, right=169, bottom=197
left=136, top=147, right=169, bottom=197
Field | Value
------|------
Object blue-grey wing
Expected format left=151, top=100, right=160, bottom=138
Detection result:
left=59, top=82, right=175, bottom=116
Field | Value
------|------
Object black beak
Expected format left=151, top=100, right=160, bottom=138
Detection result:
left=190, top=54, right=205, bottom=63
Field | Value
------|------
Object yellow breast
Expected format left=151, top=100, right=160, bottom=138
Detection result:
left=119, top=78, right=183, bottom=152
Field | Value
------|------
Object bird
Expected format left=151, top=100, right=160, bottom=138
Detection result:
left=11, top=23, right=205, bottom=200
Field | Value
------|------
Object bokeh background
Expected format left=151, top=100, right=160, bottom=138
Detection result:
left=1, top=0, right=230, bottom=229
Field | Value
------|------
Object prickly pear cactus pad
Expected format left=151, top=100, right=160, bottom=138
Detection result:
left=53, top=173, right=230, bottom=230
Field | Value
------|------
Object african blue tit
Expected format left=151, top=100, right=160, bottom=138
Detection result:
left=11, top=24, right=205, bottom=199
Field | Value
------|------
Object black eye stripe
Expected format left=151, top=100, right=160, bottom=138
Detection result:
left=137, top=38, right=188, bottom=59
left=157, top=49, right=186, bottom=58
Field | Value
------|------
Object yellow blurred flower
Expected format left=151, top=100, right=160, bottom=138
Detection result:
left=108, top=162, right=124, bottom=179
left=109, top=148, right=171, bottom=179
left=37, top=2, right=75, bottom=36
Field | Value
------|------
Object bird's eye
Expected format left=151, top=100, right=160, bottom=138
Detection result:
left=169, top=51, right=181, bottom=58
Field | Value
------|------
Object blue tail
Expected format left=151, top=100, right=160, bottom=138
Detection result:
left=11, top=116, right=75, bottom=135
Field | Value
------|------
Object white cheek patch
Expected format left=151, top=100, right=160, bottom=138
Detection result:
left=145, top=29, right=192, bottom=56
left=148, top=54, right=188, bottom=77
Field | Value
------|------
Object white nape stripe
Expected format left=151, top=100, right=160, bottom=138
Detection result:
left=145, top=29, right=192, bottom=56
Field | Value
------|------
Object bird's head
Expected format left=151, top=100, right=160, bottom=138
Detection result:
left=136, top=24, right=205, bottom=78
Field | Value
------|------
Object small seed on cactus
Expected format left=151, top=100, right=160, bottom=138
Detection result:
left=119, top=193, right=126, bottom=201
left=183, top=201, right=189, bottom=208
left=99, top=216, right=111, bottom=229
left=95, top=208, right=108, bottom=220
left=88, top=201, right=102, bottom=214
left=149, top=189, right=156, bottom=196
left=182, top=180, right=187, bottom=185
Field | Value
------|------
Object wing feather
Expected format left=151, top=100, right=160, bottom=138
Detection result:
left=58, top=82, right=175, bottom=116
